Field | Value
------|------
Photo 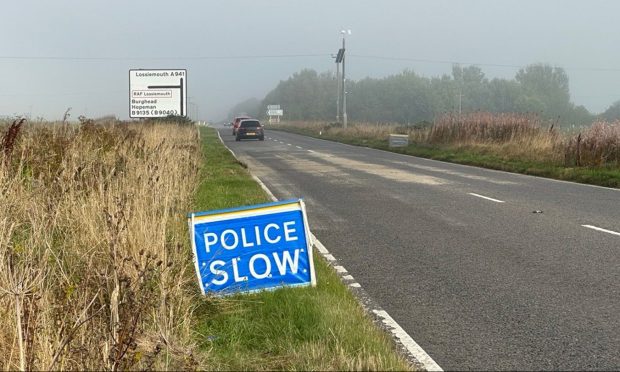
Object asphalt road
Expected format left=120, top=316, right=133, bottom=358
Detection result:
left=218, top=126, right=619, bottom=371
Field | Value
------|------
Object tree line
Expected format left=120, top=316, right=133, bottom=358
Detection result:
left=229, top=64, right=620, bottom=126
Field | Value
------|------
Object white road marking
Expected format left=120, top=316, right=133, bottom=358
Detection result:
left=296, top=146, right=303, bottom=149
left=307, top=149, right=316, bottom=153
left=287, top=143, right=292, bottom=146
left=324, top=254, right=336, bottom=261
left=582, top=225, right=620, bottom=237
left=349, top=282, right=361, bottom=288
left=468, top=192, right=505, bottom=203
left=334, top=265, right=347, bottom=273
left=343, top=275, right=354, bottom=280
left=373, top=310, right=443, bottom=371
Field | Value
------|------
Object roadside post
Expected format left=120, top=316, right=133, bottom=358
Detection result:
left=188, top=199, right=316, bottom=295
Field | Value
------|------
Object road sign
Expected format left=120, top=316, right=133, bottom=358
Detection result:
left=266, top=109, right=284, bottom=116
left=389, top=134, right=409, bottom=147
left=188, top=199, right=316, bottom=295
left=267, top=104, right=280, bottom=110
left=129, top=69, right=187, bottom=118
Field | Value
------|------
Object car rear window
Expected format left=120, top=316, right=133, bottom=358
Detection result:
left=240, top=120, right=261, bottom=128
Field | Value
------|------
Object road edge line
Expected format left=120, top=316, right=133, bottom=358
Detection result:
left=216, top=128, right=443, bottom=371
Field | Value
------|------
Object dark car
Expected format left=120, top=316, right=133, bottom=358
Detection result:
left=232, top=116, right=251, bottom=135
left=236, top=119, right=264, bottom=141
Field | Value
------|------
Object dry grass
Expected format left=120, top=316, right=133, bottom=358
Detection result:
left=565, top=120, right=620, bottom=167
left=279, top=113, right=620, bottom=168
left=424, top=112, right=562, bottom=164
left=0, top=119, right=201, bottom=370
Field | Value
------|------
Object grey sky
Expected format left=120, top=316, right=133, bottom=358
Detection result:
left=2, top=0, right=620, bottom=121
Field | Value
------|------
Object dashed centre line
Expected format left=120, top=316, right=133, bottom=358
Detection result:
left=582, top=225, right=620, bottom=237
left=468, top=192, right=505, bottom=203
left=296, top=146, right=303, bottom=149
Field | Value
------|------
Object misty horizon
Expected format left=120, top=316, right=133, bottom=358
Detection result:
left=3, top=0, right=620, bottom=121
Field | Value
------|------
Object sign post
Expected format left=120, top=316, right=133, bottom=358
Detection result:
left=129, top=69, right=187, bottom=118
left=188, top=199, right=316, bottom=295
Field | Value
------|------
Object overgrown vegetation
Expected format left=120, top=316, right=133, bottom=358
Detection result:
left=0, top=118, right=202, bottom=370
left=274, top=113, right=620, bottom=188
left=0, top=119, right=412, bottom=370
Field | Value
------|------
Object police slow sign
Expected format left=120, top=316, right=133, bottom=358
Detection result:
left=188, top=199, right=316, bottom=295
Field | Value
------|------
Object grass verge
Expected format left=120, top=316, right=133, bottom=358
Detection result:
left=272, top=124, right=620, bottom=189
left=192, top=128, right=411, bottom=370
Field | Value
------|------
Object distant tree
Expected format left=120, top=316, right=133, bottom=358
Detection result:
left=515, top=64, right=571, bottom=117
left=261, top=69, right=335, bottom=120
left=233, top=63, right=594, bottom=126
left=601, top=100, right=620, bottom=121
left=227, top=97, right=261, bottom=120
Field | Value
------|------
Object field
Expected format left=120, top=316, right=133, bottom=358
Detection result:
left=273, top=113, right=620, bottom=188
left=0, top=119, right=411, bottom=371
left=0, top=118, right=201, bottom=370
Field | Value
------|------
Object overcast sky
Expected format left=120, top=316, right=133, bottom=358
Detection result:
left=3, top=0, right=620, bottom=121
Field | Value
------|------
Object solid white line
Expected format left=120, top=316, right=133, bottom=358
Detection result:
left=582, top=225, right=620, bottom=237
left=468, top=192, right=505, bottom=203
left=373, top=310, right=443, bottom=371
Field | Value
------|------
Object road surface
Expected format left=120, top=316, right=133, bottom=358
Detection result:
left=218, top=127, right=619, bottom=371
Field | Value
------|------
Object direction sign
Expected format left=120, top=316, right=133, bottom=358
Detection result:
left=129, top=69, right=187, bottom=118
left=188, top=199, right=316, bottom=295
left=267, top=104, right=281, bottom=110
left=266, top=109, right=284, bottom=116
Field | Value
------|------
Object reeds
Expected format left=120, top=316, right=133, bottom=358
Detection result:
left=565, top=120, right=620, bottom=167
left=428, top=112, right=545, bottom=144
left=0, top=119, right=201, bottom=370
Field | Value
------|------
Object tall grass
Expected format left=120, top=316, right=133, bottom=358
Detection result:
left=428, top=112, right=546, bottom=143
left=278, top=113, right=620, bottom=169
left=565, top=120, right=620, bottom=167
left=0, top=119, right=201, bottom=370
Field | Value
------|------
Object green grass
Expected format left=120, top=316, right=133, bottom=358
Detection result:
left=273, top=126, right=620, bottom=188
left=192, top=128, right=411, bottom=370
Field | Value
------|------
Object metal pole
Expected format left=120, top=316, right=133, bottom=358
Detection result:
left=336, top=62, right=340, bottom=122
left=342, top=35, right=347, bottom=129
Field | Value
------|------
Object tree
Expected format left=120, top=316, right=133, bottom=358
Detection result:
left=227, top=97, right=261, bottom=120
left=601, top=100, right=620, bottom=121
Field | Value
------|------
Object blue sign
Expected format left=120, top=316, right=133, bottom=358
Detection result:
left=188, top=199, right=316, bottom=295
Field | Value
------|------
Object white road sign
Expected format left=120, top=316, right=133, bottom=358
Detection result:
left=267, top=109, right=284, bottom=116
left=129, top=69, right=187, bottom=118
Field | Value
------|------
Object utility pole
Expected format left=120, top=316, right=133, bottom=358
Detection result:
left=341, top=29, right=351, bottom=128
left=335, top=56, right=340, bottom=122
